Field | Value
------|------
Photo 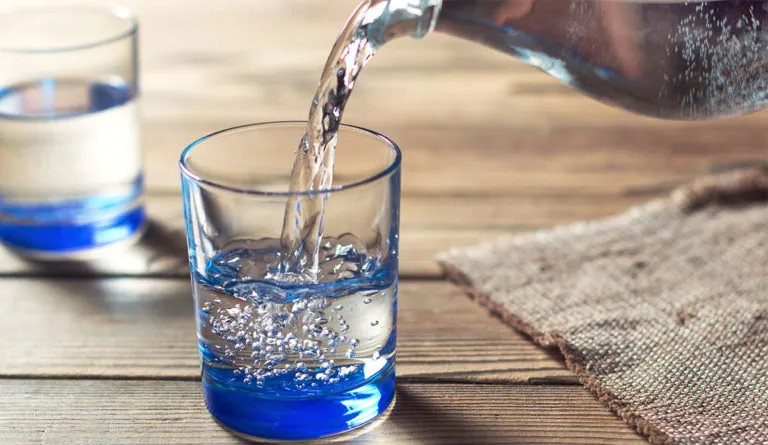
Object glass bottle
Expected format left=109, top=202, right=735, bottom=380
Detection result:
left=383, top=0, right=768, bottom=121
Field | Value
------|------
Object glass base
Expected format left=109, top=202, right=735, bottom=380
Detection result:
left=202, top=364, right=396, bottom=443
left=0, top=205, right=146, bottom=260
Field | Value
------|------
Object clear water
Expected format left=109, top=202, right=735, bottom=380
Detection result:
left=194, top=236, right=397, bottom=441
left=437, top=0, right=768, bottom=120
left=279, top=2, right=383, bottom=278
left=0, top=78, right=144, bottom=255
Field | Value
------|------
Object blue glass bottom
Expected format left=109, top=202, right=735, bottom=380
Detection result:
left=202, top=362, right=396, bottom=442
left=0, top=181, right=145, bottom=257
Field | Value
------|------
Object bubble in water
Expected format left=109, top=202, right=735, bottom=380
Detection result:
left=370, top=320, right=379, bottom=326
left=302, top=311, right=317, bottom=324
left=196, top=235, right=395, bottom=391
left=308, top=298, right=328, bottom=311
left=332, top=243, right=356, bottom=258
left=363, top=298, right=372, bottom=304
left=292, top=300, right=307, bottom=313
left=266, top=354, right=287, bottom=367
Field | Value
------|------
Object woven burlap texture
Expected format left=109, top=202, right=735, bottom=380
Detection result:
left=437, top=168, right=768, bottom=445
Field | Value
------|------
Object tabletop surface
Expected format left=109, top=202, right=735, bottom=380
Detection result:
left=1, top=1, right=766, bottom=444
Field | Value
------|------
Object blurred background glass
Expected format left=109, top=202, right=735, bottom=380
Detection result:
left=0, top=2, right=143, bottom=258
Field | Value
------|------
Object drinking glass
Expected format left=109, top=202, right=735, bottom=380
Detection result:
left=0, top=3, right=144, bottom=258
left=180, top=121, right=400, bottom=442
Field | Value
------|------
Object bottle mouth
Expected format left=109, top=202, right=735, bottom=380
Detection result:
left=365, top=0, right=443, bottom=45
left=413, top=0, right=443, bottom=39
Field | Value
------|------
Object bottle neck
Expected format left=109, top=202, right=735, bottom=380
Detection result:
left=365, top=0, right=443, bottom=46
left=409, top=0, right=443, bottom=38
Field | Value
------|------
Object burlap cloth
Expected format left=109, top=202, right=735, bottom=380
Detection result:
left=436, top=167, right=768, bottom=445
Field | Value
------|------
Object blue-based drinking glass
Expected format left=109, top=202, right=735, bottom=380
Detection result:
left=0, top=3, right=144, bottom=258
left=180, top=122, right=400, bottom=442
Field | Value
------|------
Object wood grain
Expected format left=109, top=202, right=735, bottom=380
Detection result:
left=3, top=153, right=764, bottom=278
left=0, top=379, right=645, bottom=444
left=0, top=192, right=644, bottom=278
left=0, top=278, right=572, bottom=382
left=142, top=124, right=767, bottom=195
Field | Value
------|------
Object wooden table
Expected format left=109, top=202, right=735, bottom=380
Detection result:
left=2, top=1, right=765, bottom=443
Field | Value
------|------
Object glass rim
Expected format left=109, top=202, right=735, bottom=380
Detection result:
left=179, top=121, right=402, bottom=198
left=0, top=3, right=138, bottom=54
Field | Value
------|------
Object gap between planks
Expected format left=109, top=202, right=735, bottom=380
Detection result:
left=0, top=278, right=575, bottom=384
left=0, top=379, right=646, bottom=445
left=0, top=374, right=579, bottom=385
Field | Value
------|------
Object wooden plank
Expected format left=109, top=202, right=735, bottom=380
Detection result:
left=0, top=192, right=647, bottom=277
left=3, top=151, right=764, bottom=279
left=0, top=380, right=645, bottom=444
left=142, top=123, right=767, bottom=195
left=0, top=279, right=572, bottom=382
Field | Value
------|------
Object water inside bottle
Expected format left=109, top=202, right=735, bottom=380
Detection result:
left=438, top=0, right=768, bottom=120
